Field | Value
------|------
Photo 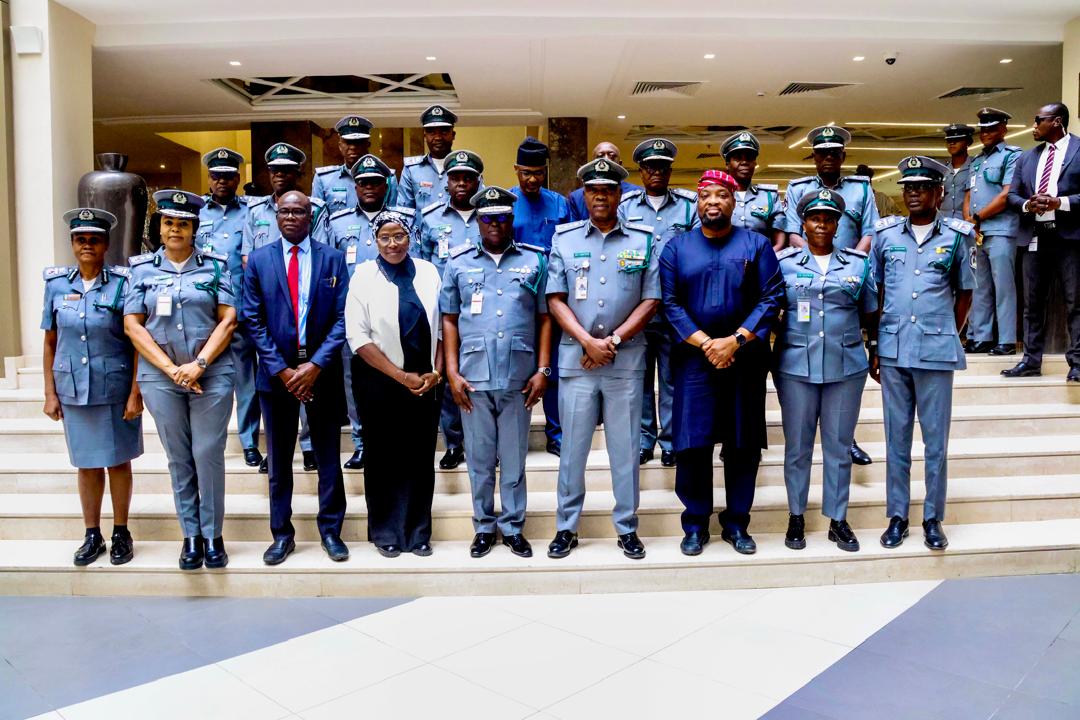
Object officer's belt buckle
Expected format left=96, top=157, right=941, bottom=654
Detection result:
left=1035, top=221, right=1056, bottom=237
left=297, top=346, right=308, bottom=360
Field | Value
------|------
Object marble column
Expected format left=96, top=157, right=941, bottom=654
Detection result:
left=546, top=117, right=588, bottom=197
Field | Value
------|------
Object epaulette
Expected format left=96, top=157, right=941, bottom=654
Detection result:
left=554, top=219, right=587, bottom=233
left=247, top=195, right=270, bottom=208
left=787, top=176, right=816, bottom=187
left=874, top=215, right=904, bottom=231
left=624, top=221, right=656, bottom=234
left=449, top=242, right=474, bottom=258
left=776, top=247, right=801, bottom=261
left=841, top=247, right=868, bottom=258
left=845, top=175, right=871, bottom=182
left=43, top=265, right=70, bottom=280
left=619, top=189, right=644, bottom=203
left=517, top=242, right=544, bottom=253
left=200, top=249, right=228, bottom=263
left=310, top=197, right=326, bottom=208
left=945, top=217, right=976, bottom=236
left=387, top=205, right=415, bottom=217
left=329, top=207, right=355, bottom=221
left=671, top=187, right=698, bottom=201
left=109, top=265, right=131, bottom=278
left=755, top=184, right=779, bottom=192
left=420, top=200, right=444, bottom=215
left=403, top=155, right=424, bottom=167
left=128, top=253, right=156, bottom=267
left=315, top=165, right=341, bottom=174
left=1004, top=144, right=1022, bottom=153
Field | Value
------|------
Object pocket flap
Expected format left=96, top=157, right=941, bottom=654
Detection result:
left=461, top=336, right=485, bottom=354
left=54, top=356, right=72, bottom=372
left=784, top=332, right=808, bottom=348
left=511, top=335, right=534, bottom=352
left=843, top=331, right=863, bottom=347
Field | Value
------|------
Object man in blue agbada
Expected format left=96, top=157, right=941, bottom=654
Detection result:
left=659, top=170, right=783, bottom=557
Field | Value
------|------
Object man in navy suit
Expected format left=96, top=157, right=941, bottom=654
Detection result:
left=1004, top=103, right=1080, bottom=382
left=241, top=190, right=351, bottom=564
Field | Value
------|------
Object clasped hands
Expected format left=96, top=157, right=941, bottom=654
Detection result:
left=171, top=361, right=205, bottom=394
left=277, top=362, right=321, bottom=402
left=580, top=335, right=619, bottom=371
left=400, top=369, right=440, bottom=397
left=701, top=336, right=738, bottom=370
left=1027, top=193, right=1062, bottom=214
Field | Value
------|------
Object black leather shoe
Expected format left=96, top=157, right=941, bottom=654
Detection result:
left=179, top=536, right=204, bottom=570
left=262, top=537, right=295, bottom=566
left=1068, top=367, right=1080, bottom=383
left=963, top=338, right=977, bottom=353
left=785, top=514, right=806, bottom=550
left=258, top=457, right=268, bottom=474
left=828, top=519, right=860, bottom=552
left=923, top=520, right=949, bottom=550
left=321, top=533, right=349, bottom=561
left=617, top=532, right=646, bottom=559
left=880, top=516, right=909, bottom=548
left=1002, top=361, right=1041, bottom=378
left=546, top=440, right=561, bottom=457
left=661, top=450, right=676, bottom=467
left=73, top=531, right=106, bottom=567
left=109, top=531, right=134, bottom=566
left=205, top=536, right=229, bottom=568
left=639, top=449, right=654, bottom=465
left=547, top=530, right=578, bottom=558
left=680, top=530, right=710, bottom=556
left=966, top=340, right=996, bottom=354
left=439, top=446, right=465, bottom=469
left=721, top=526, right=757, bottom=555
left=243, top=447, right=263, bottom=467
left=470, top=532, right=496, bottom=558
left=343, top=450, right=364, bottom=470
left=850, top=441, right=872, bottom=466
left=412, top=542, right=433, bottom=557
left=302, top=450, right=318, bottom=471
left=502, top=534, right=533, bottom=557
left=376, top=544, right=401, bottom=558
left=989, top=343, right=1017, bottom=356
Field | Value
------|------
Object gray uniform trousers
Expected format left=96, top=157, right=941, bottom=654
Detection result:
left=640, top=327, right=675, bottom=453
left=775, top=373, right=866, bottom=520
left=969, top=234, right=1017, bottom=344
left=341, top=344, right=363, bottom=452
left=556, top=373, right=643, bottom=535
left=142, top=374, right=234, bottom=539
left=880, top=365, right=953, bottom=521
left=460, top=389, right=530, bottom=535
left=232, top=330, right=261, bottom=451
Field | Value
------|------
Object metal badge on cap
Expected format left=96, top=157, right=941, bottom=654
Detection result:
left=78, top=209, right=94, bottom=221
left=596, top=160, right=610, bottom=172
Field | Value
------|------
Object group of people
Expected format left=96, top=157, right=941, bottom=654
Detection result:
left=42, top=100, right=1080, bottom=568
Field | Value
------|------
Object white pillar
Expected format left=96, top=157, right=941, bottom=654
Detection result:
left=10, top=0, right=95, bottom=356
left=1064, top=17, right=1080, bottom=120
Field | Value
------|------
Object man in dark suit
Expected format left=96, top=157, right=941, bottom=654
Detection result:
left=241, top=190, right=351, bottom=564
left=1004, top=103, right=1080, bottom=382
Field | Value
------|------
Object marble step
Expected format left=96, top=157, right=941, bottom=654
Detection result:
left=2, top=518, right=1077, bottom=597
left=2, top=434, right=1078, bottom=495
left=2, top=474, right=1077, bottom=543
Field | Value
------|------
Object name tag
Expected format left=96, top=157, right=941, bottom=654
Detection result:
left=797, top=300, right=810, bottom=322
left=796, top=272, right=814, bottom=279
left=64, top=293, right=81, bottom=301
left=156, top=293, right=173, bottom=317
left=470, top=290, right=483, bottom=315
left=256, top=220, right=270, bottom=227
left=969, top=174, right=977, bottom=189
left=332, top=187, right=347, bottom=192
left=420, top=181, right=433, bottom=188
left=438, top=236, right=450, bottom=259
left=346, top=246, right=357, bottom=264
left=575, top=275, right=588, bottom=300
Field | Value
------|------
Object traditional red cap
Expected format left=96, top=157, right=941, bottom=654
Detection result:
left=697, top=170, right=738, bottom=193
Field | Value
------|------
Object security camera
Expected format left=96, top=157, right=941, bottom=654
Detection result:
left=884, top=53, right=898, bottom=66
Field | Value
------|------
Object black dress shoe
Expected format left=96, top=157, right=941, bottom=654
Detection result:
left=376, top=544, right=401, bottom=558
left=721, top=526, right=757, bottom=555
left=785, top=514, right=806, bottom=550
left=661, top=450, right=676, bottom=467
left=321, top=534, right=349, bottom=562
left=1068, top=367, right=1080, bottom=383
left=1002, top=361, right=1041, bottom=378
left=989, top=343, right=1017, bottom=356
left=470, top=532, right=496, bottom=558
left=502, top=534, right=533, bottom=557
left=850, top=441, right=872, bottom=466
left=205, top=536, right=229, bottom=568
left=966, top=340, right=996, bottom=354
left=73, top=531, right=106, bottom=567
left=639, top=449, right=654, bottom=465
left=963, top=338, right=977, bottom=353
left=258, top=457, right=268, bottom=474
left=109, top=531, right=134, bottom=566
left=302, top=450, right=318, bottom=471
left=617, top=532, right=646, bottom=559
left=343, top=449, right=364, bottom=470
left=547, top=530, right=578, bottom=559
left=828, top=519, right=860, bottom=552
left=546, top=440, right=561, bottom=457
left=262, top=537, right=295, bottom=566
left=243, top=447, right=263, bottom=467
left=923, top=519, right=949, bottom=550
left=880, top=516, right=909, bottom=548
left=680, top=530, right=710, bottom=556
left=412, top=542, right=433, bottom=557
left=439, top=446, right=465, bottom=469
left=179, top=536, right=205, bottom=570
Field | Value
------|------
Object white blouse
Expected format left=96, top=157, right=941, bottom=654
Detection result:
left=345, top=258, right=442, bottom=369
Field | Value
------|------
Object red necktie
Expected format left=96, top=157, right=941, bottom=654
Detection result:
left=287, top=245, right=300, bottom=341
left=1038, top=143, right=1056, bottom=194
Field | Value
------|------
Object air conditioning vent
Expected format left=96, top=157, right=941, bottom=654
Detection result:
left=938, top=86, right=1020, bottom=100
left=630, top=81, right=704, bottom=98
left=778, top=82, right=857, bottom=97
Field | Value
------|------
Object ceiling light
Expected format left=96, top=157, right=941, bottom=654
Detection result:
left=426, top=56, right=437, bottom=61
left=159, top=164, right=166, bottom=169
left=703, top=53, right=715, bottom=60
left=228, top=60, right=241, bottom=66
left=617, top=114, right=626, bottom=120
left=852, top=56, right=865, bottom=62
left=999, top=58, right=1013, bottom=64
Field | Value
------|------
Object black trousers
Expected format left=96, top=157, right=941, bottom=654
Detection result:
left=1022, top=230, right=1080, bottom=368
left=675, top=445, right=761, bottom=534
left=353, top=356, right=439, bottom=550
left=260, top=378, right=346, bottom=541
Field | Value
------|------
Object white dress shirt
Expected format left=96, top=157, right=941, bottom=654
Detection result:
left=281, top=237, right=312, bottom=345
left=1024, top=134, right=1072, bottom=221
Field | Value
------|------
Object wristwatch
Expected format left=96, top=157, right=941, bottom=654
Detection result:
left=196, top=357, right=208, bottom=369
left=538, top=366, right=552, bottom=377
left=732, top=333, right=747, bottom=349
left=611, top=334, right=622, bottom=347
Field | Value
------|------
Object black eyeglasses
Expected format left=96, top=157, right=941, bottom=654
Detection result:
left=479, top=214, right=511, bottom=224
left=275, top=208, right=309, bottom=218
left=1034, top=115, right=1057, bottom=124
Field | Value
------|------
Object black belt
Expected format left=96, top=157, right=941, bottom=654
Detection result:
left=297, top=345, right=308, bottom=360
left=1035, top=221, right=1056, bottom=232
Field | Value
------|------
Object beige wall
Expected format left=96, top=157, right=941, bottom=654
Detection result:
left=1064, top=16, right=1080, bottom=122
left=0, top=1, right=20, bottom=362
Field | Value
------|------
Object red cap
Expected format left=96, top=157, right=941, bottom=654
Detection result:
left=697, top=170, right=738, bottom=193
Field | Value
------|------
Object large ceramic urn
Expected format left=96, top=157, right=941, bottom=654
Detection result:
left=77, top=153, right=149, bottom=265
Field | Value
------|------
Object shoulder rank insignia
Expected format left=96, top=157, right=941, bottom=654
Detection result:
left=329, top=207, right=356, bottom=221
left=623, top=221, right=656, bottom=234
left=315, top=165, right=341, bottom=174
left=128, top=253, right=156, bottom=267
left=787, top=176, right=816, bottom=187
left=109, top=265, right=132, bottom=278
left=421, top=200, right=444, bottom=215
left=841, top=247, right=868, bottom=258
left=403, top=155, right=424, bottom=167
left=671, top=187, right=698, bottom=201
left=448, top=242, right=474, bottom=258
left=874, top=216, right=904, bottom=231
left=517, top=241, right=544, bottom=253
left=945, top=217, right=975, bottom=236
left=775, top=247, right=801, bottom=261
left=387, top=205, right=415, bottom=216
left=554, top=219, right=587, bottom=233
left=619, top=189, right=644, bottom=203
left=43, top=265, right=70, bottom=280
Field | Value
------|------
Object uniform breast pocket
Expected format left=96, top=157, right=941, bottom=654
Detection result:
left=778, top=331, right=810, bottom=377
left=52, top=355, right=77, bottom=399
left=330, top=191, right=348, bottom=211
left=877, top=317, right=900, bottom=360
left=458, top=335, right=490, bottom=383
left=918, top=315, right=958, bottom=363
left=508, top=334, right=536, bottom=384
left=618, top=268, right=643, bottom=292
left=103, top=357, right=132, bottom=400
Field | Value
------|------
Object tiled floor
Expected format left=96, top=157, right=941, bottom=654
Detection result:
left=2, top=575, right=1078, bottom=720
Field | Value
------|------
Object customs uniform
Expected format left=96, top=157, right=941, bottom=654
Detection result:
left=940, top=124, right=977, bottom=292
left=967, top=108, right=1022, bottom=351
left=617, top=138, right=699, bottom=463
left=783, top=126, right=879, bottom=251
left=198, top=147, right=261, bottom=460
left=774, top=191, right=877, bottom=552
left=873, top=156, right=973, bottom=550
left=440, top=187, right=549, bottom=544
left=721, top=132, right=786, bottom=237
left=398, top=104, right=458, bottom=212
left=42, top=210, right=142, bottom=470
left=311, top=115, right=399, bottom=213
left=546, top=159, right=661, bottom=554
left=125, top=191, right=236, bottom=552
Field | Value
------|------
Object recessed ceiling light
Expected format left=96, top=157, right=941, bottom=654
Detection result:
left=617, top=114, right=626, bottom=120
left=999, top=58, right=1013, bottom=64
left=159, top=164, right=166, bottom=169
left=703, top=53, right=715, bottom=60
left=228, top=60, right=242, bottom=66
left=852, top=56, right=865, bottom=62
left=426, top=56, right=437, bottom=61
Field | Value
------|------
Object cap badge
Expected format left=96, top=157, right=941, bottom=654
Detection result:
left=172, top=192, right=186, bottom=204
left=653, top=140, right=665, bottom=150
left=78, top=209, right=94, bottom=221
left=822, top=127, right=835, bottom=137
left=432, top=106, right=443, bottom=116
left=217, top=149, right=229, bottom=159
left=908, top=157, right=921, bottom=168
left=739, top=132, right=751, bottom=142
left=362, top=157, right=375, bottom=168
left=596, top=160, right=610, bottom=172
left=485, top=188, right=499, bottom=200
left=818, top=189, right=832, bottom=201
left=456, top=151, right=468, bottom=163
left=274, top=145, right=288, bottom=155
left=348, top=117, right=359, bottom=126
